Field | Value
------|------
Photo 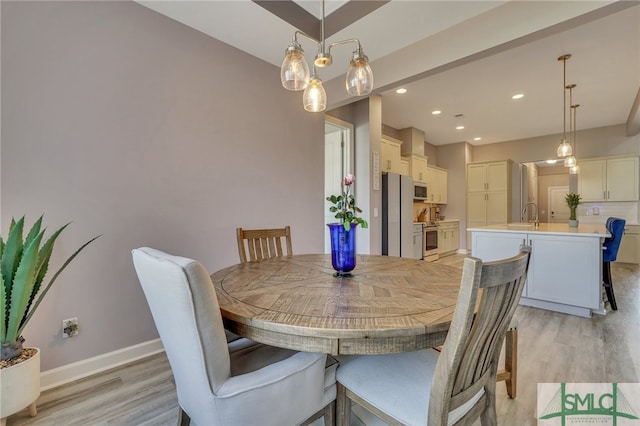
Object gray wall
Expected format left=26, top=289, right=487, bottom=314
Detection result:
left=471, top=124, right=639, bottom=164
left=2, top=1, right=325, bottom=371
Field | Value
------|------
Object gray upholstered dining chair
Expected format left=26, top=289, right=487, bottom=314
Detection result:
left=132, top=247, right=336, bottom=426
left=236, top=226, right=293, bottom=263
left=336, top=246, right=531, bottom=426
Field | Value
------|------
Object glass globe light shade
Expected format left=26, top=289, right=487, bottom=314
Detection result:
left=556, top=138, right=573, bottom=157
left=281, top=42, right=309, bottom=91
left=564, top=155, right=577, bottom=167
left=346, top=51, right=374, bottom=96
left=569, top=164, right=580, bottom=175
left=303, top=75, right=327, bottom=112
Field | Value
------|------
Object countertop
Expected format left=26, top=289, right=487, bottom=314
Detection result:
left=467, top=222, right=610, bottom=238
left=414, top=219, right=460, bottom=226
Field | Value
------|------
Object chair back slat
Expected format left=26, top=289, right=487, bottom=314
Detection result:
left=429, top=246, right=531, bottom=424
left=237, top=226, right=292, bottom=263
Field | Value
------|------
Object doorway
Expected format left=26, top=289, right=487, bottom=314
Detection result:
left=549, top=186, right=570, bottom=223
left=324, top=116, right=354, bottom=253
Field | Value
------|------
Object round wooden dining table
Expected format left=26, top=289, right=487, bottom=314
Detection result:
left=211, top=254, right=463, bottom=355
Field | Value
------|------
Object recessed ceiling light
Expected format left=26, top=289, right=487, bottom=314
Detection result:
left=456, top=125, right=464, bottom=130
left=396, top=88, right=407, bottom=94
left=432, top=110, right=442, bottom=115
left=512, top=93, right=524, bottom=100
left=474, top=137, right=482, bottom=141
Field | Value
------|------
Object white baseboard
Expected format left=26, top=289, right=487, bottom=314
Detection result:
left=40, top=338, right=164, bottom=391
left=456, top=248, right=470, bottom=255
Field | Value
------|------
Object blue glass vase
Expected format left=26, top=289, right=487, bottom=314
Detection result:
left=328, top=223, right=357, bottom=277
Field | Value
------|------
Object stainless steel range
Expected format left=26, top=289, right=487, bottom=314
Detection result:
left=423, top=222, right=439, bottom=262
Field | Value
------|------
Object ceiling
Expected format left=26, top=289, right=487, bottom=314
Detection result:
left=138, top=1, right=640, bottom=146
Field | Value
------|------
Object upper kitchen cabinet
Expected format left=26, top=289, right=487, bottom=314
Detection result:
left=467, top=161, right=510, bottom=193
left=427, top=166, right=448, bottom=204
left=397, top=126, right=448, bottom=202
left=578, top=155, right=639, bottom=202
left=399, top=157, right=410, bottom=176
left=404, top=154, right=429, bottom=183
left=380, top=135, right=403, bottom=175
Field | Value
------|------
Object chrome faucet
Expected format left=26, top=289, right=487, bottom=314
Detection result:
left=521, top=202, right=540, bottom=228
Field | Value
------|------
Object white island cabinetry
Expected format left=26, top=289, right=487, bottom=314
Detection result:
left=469, top=223, right=609, bottom=317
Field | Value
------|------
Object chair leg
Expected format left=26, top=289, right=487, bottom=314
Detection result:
left=177, top=407, right=190, bottom=426
left=603, top=262, right=618, bottom=310
left=504, top=328, right=517, bottom=398
left=336, top=383, right=351, bottom=426
left=324, top=401, right=336, bottom=426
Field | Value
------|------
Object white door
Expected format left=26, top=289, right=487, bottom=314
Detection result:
left=324, top=118, right=354, bottom=253
left=549, top=186, right=570, bottom=223
left=325, top=130, right=342, bottom=253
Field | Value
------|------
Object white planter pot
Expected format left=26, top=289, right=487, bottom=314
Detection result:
left=0, top=348, right=40, bottom=421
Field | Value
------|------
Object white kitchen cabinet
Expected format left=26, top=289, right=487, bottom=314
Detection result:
left=525, top=234, right=600, bottom=310
left=427, top=166, right=448, bottom=204
left=403, top=154, right=429, bottom=183
left=471, top=231, right=529, bottom=296
left=467, top=189, right=509, bottom=228
left=467, top=160, right=511, bottom=228
left=399, top=158, right=410, bottom=176
left=618, top=224, right=640, bottom=264
left=578, top=155, right=639, bottom=202
left=380, top=136, right=402, bottom=174
left=468, top=161, right=509, bottom=193
left=438, top=221, right=459, bottom=257
left=471, top=227, right=605, bottom=316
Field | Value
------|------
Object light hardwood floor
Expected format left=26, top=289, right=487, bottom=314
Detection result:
left=7, top=256, right=639, bottom=425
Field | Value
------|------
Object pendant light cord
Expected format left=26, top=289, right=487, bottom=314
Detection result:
left=320, top=0, right=326, bottom=54
left=563, top=58, right=567, bottom=139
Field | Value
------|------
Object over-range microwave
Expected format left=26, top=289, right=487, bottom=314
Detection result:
left=414, top=183, right=427, bottom=200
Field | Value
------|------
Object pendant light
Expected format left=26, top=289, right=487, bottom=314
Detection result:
left=346, top=48, right=374, bottom=96
left=556, top=54, right=573, bottom=157
left=280, top=0, right=374, bottom=112
left=564, top=84, right=577, bottom=168
left=281, top=40, right=310, bottom=91
left=569, top=103, right=580, bottom=175
left=303, top=68, right=327, bottom=112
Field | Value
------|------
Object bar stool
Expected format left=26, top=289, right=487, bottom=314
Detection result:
left=603, top=217, right=626, bottom=310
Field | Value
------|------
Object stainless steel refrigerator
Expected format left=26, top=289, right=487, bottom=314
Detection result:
left=382, top=173, right=415, bottom=258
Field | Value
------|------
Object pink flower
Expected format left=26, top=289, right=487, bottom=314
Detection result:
left=344, top=174, right=356, bottom=186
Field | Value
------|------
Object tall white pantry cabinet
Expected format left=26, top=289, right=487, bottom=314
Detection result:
left=466, top=160, right=512, bottom=228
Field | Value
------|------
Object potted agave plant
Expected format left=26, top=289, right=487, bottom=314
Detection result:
left=1, top=216, right=98, bottom=422
left=565, top=192, right=582, bottom=228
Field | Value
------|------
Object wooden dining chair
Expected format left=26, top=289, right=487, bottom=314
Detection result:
left=498, top=320, right=518, bottom=398
left=437, top=321, right=519, bottom=399
left=236, top=225, right=293, bottom=263
left=336, top=246, right=531, bottom=426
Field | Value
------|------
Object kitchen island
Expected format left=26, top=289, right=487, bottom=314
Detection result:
left=468, top=223, right=610, bottom=317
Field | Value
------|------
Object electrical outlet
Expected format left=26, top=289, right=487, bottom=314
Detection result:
left=62, top=317, right=79, bottom=339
